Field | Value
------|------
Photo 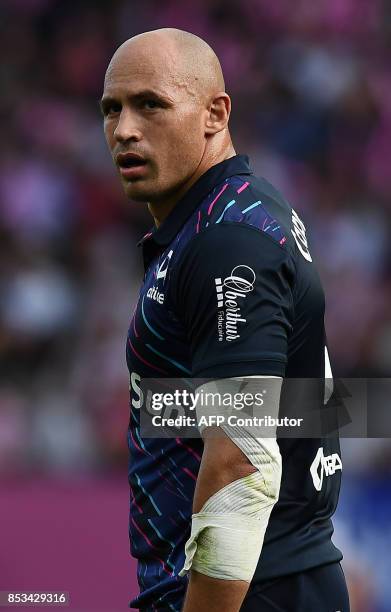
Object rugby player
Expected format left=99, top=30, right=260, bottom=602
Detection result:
left=101, top=28, right=350, bottom=611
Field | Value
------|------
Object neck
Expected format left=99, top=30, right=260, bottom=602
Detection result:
left=148, top=141, right=236, bottom=227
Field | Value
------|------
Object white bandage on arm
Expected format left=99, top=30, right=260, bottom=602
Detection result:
left=179, top=376, right=283, bottom=583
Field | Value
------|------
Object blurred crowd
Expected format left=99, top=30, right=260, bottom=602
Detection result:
left=0, top=0, right=390, bottom=610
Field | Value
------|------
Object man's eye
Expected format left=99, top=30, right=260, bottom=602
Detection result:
left=143, top=99, right=160, bottom=110
left=103, top=103, right=121, bottom=116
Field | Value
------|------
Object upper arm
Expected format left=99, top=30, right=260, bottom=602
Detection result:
left=192, top=425, right=258, bottom=513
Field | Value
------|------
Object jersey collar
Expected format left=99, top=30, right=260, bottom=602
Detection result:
left=138, top=154, right=252, bottom=248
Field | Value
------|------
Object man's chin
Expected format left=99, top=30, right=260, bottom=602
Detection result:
left=123, top=180, right=152, bottom=202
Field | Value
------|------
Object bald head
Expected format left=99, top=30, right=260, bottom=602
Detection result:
left=102, top=28, right=235, bottom=216
left=105, top=28, right=225, bottom=104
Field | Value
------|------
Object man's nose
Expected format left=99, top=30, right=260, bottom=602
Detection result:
left=113, top=108, right=142, bottom=143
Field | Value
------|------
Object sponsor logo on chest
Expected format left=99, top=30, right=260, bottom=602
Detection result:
left=146, top=249, right=174, bottom=305
left=146, top=285, right=165, bottom=304
left=215, top=265, right=256, bottom=342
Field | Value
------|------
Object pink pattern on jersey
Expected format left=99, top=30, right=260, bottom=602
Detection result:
left=207, top=182, right=229, bottom=215
left=196, top=209, right=201, bottom=233
left=182, top=466, right=197, bottom=481
left=175, top=437, right=202, bottom=461
left=128, top=338, right=168, bottom=375
left=132, top=314, right=139, bottom=338
left=237, top=181, right=249, bottom=194
left=129, top=516, right=173, bottom=576
left=130, top=483, right=143, bottom=513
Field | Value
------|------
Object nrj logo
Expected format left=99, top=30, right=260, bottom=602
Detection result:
left=310, top=447, right=342, bottom=491
left=215, top=265, right=256, bottom=342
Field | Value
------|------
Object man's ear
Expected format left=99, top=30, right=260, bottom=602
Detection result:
left=205, top=93, right=231, bottom=135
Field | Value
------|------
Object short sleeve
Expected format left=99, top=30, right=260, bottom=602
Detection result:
left=174, top=223, right=295, bottom=378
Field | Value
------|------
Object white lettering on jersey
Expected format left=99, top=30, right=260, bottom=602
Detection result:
left=129, top=371, right=166, bottom=416
left=291, top=208, right=312, bottom=262
left=215, top=265, right=256, bottom=342
left=310, top=446, right=342, bottom=491
left=130, top=372, right=143, bottom=410
left=147, top=286, right=165, bottom=304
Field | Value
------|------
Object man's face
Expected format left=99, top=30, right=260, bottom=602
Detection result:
left=101, top=44, right=208, bottom=202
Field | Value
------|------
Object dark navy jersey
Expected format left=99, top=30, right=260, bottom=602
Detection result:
left=126, top=155, right=343, bottom=611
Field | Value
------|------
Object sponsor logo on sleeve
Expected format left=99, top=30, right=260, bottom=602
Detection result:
left=215, top=265, right=256, bottom=342
left=310, top=446, right=342, bottom=491
left=291, top=208, right=312, bottom=262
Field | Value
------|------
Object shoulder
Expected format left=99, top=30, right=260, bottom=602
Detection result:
left=170, top=172, right=317, bottom=281
left=184, top=173, right=297, bottom=257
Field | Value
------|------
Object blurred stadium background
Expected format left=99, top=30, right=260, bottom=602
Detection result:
left=0, top=0, right=390, bottom=610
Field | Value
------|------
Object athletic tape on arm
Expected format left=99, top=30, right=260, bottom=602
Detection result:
left=179, top=376, right=282, bottom=582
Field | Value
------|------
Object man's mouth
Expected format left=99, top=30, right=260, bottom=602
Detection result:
left=116, top=153, right=148, bottom=179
